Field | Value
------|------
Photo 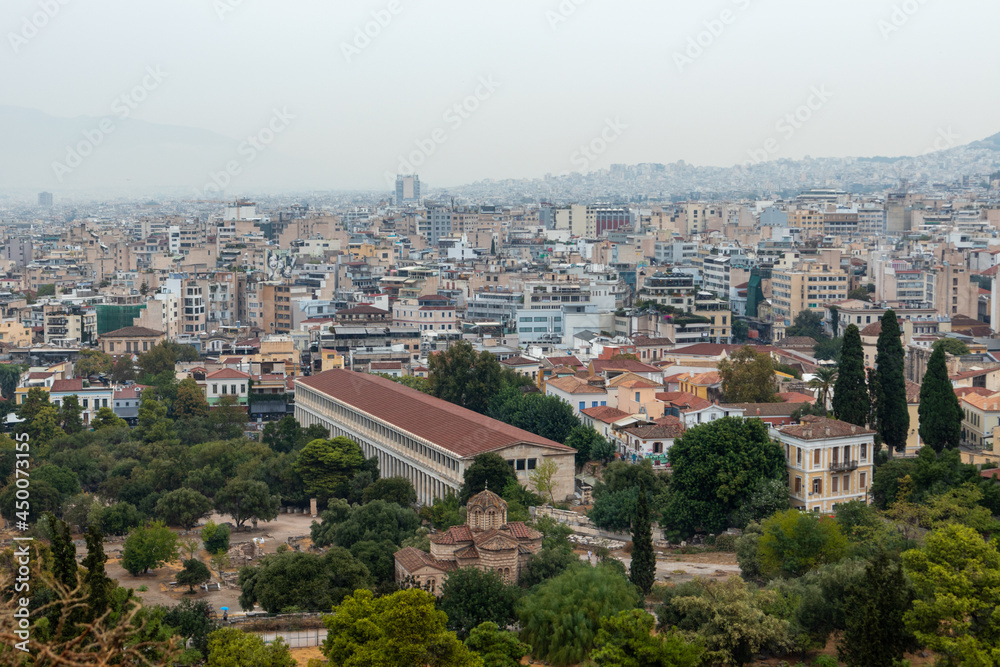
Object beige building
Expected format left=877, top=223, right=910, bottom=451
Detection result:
left=961, top=392, right=1000, bottom=451
left=773, top=416, right=876, bottom=513
left=295, top=369, right=577, bottom=505
left=770, top=261, right=849, bottom=332
left=100, top=326, right=165, bottom=355
left=393, top=489, right=543, bottom=593
left=0, top=319, right=31, bottom=348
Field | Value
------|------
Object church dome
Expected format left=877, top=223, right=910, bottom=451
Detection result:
left=467, top=487, right=507, bottom=511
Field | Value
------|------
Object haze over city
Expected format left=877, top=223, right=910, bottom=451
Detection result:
left=4, top=0, right=1000, bottom=193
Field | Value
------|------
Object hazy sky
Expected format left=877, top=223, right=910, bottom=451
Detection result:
left=3, top=0, right=999, bottom=190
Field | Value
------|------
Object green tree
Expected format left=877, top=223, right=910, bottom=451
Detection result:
left=162, top=599, right=217, bottom=658
left=518, top=564, right=641, bottom=666
left=155, top=488, right=213, bottom=530
left=311, top=498, right=420, bottom=550
left=201, top=520, right=231, bottom=555
left=518, top=518, right=579, bottom=588
left=756, top=509, right=848, bottom=579
left=591, top=609, right=704, bottom=667
left=420, top=492, right=466, bottom=530
left=629, top=480, right=655, bottom=595
left=463, top=621, right=530, bottom=667
left=111, top=355, right=136, bottom=384
left=808, top=367, right=837, bottom=410
left=919, top=344, right=963, bottom=453
left=90, top=406, right=127, bottom=431
left=732, top=477, right=790, bottom=528
left=294, top=436, right=365, bottom=500
left=361, top=476, right=417, bottom=506
left=440, top=567, right=522, bottom=638
left=26, top=405, right=66, bottom=447
left=903, top=523, right=1000, bottom=665
left=239, top=548, right=371, bottom=614
left=176, top=558, right=212, bottom=593
left=428, top=340, right=505, bottom=414
left=174, top=377, right=210, bottom=419
left=322, top=588, right=482, bottom=667
left=875, top=310, right=909, bottom=453
left=717, top=346, right=780, bottom=403
left=832, top=324, right=868, bottom=426
left=731, top=318, right=749, bottom=343
left=932, top=337, right=970, bottom=356
left=486, top=387, right=580, bottom=444
left=785, top=310, right=828, bottom=340
left=36, top=283, right=56, bottom=297
left=47, top=514, right=78, bottom=590
left=460, top=452, right=517, bottom=503
left=206, top=628, right=295, bottom=667
left=82, top=524, right=113, bottom=621
left=121, top=521, right=179, bottom=575
left=261, top=415, right=308, bottom=453
left=658, top=577, right=791, bottom=667
left=838, top=552, right=916, bottom=667
left=664, top=417, right=785, bottom=538
left=528, top=458, right=559, bottom=504
left=564, top=425, right=606, bottom=468
left=214, top=478, right=280, bottom=530
left=74, top=349, right=114, bottom=378
left=0, top=363, right=25, bottom=400
left=814, top=336, right=844, bottom=362
left=97, top=501, right=144, bottom=536
left=848, top=286, right=872, bottom=302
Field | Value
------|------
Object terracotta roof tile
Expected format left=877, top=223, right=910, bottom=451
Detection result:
left=580, top=406, right=630, bottom=423
left=206, top=368, right=251, bottom=380
left=393, top=546, right=455, bottom=573
left=505, top=521, right=541, bottom=540
left=297, top=372, right=574, bottom=459
left=101, top=326, right=165, bottom=338
left=778, top=415, right=875, bottom=439
left=546, top=376, right=607, bottom=394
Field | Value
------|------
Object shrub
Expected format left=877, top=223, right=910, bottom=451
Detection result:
left=714, top=534, right=737, bottom=552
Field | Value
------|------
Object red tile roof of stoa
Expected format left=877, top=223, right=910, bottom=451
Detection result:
left=296, top=369, right=575, bottom=459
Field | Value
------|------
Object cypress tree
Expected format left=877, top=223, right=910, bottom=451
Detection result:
left=49, top=515, right=78, bottom=590
left=838, top=552, right=915, bottom=667
left=875, top=310, right=909, bottom=454
left=629, top=481, right=655, bottom=596
left=918, top=345, right=963, bottom=453
left=82, top=524, right=114, bottom=621
left=833, top=324, right=868, bottom=426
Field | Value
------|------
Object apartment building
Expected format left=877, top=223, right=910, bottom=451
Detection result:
left=100, top=326, right=165, bottom=355
left=295, top=370, right=576, bottom=505
left=774, top=416, right=876, bottom=513
left=770, top=262, right=848, bottom=328
left=961, top=392, right=1000, bottom=450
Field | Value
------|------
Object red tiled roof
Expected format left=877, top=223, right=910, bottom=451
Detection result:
left=50, top=379, right=84, bottom=392
left=623, top=422, right=685, bottom=439
left=27, top=372, right=54, bottom=380
left=671, top=343, right=777, bottom=357
left=655, top=391, right=711, bottom=412
left=114, top=387, right=141, bottom=399
left=101, top=326, right=165, bottom=338
left=207, top=368, right=251, bottom=380
left=545, top=356, right=584, bottom=368
left=580, top=405, right=630, bottom=423
left=778, top=415, right=875, bottom=440
left=393, top=546, right=456, bottom=573
left=591, top=359, right=662, bottom=374
left=777, top=391, right=817, bottom=404
left=429, top=524, right=474, bottom=545
left=501, top=356, right=538, bottom=367
left=369, top=362, right=402, bottom=370
left=505, top=521, right=541, bottom=540
left=296, top=370, right=574, bottom=458
left=547, top=376, right=606, bottom=395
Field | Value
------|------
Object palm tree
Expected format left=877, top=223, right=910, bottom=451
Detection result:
left=808, top=367, right=838, bottom=412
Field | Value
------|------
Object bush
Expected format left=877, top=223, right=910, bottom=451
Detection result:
left=714, top=534, right=737, bottom=553
left=622, top=541, right=633, bottom=555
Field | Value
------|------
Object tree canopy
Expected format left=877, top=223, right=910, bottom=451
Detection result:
left=664, top=417, right=786, bottom=538
left=428, top=341, right=505, bottom=414
left=875, top=310, right=909, bottom=452
left=717, top=346, right=780, bottom=403
left=918, top=344, right=963, bottom=453
left=832, top=324, right=868, bottom=426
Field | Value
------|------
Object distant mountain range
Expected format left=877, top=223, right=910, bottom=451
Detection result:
left=2, top=105, right=998, bottom=201
left=0, top=106, right=317, bottom=196
left=432, top=131, right=1000, bottom=204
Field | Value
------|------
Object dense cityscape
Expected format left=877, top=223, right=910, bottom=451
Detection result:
left=5, top=1, right=1000, bottom=665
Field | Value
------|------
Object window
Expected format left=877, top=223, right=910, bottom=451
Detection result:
left=843, top=475, right=850, bottom=491
left=812, top=478, right=822, bottom=494
left=231, top=385, right=237, bottom=395
left=843, top=445, right=851, bottom=462
left=635, top=392, right=641, bottom=402
left=794, top=476, right=802, bottom=493
left=832, top=476, right=839, bottom=493
left=813, top=449, right=820, bottom=466
left=579, top=401, right=585, bottom=411
left=591, top=401, right=598, bottom=408
left=796, top=447, right=802, bottom=465
left=222, top=385, right=227, bottom=394
left=143, top=341, right=149, bottom=351
left=861, top=443, right=867, bottom=460
left=109, top=342, right=114, bottom=352
left=527, top=459, right=537, bottom=470
left=240, top=385, right=246, bottom=393
left=82, top=399, right=88, bottom=409
left=860, top=472, right=867, bottom=489
left=212, top=384, right=218, bottom=394
left=516, top=459, right=526, bottom=471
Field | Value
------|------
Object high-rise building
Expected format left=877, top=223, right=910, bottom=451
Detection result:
left=37, top=192, right=53, bottom=207
left=395, top=174, right=420, bottom=206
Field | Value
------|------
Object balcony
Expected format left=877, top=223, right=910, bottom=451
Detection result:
left=830, top=460, right=858, bottom=472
